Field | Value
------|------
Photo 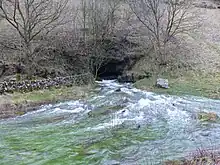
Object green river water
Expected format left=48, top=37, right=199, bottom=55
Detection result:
left=1, top=80, right=220, bottom=165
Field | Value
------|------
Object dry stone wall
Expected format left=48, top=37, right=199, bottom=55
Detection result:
left=0, top=73, right=94, bottom=94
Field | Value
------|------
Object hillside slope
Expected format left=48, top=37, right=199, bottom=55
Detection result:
left=131, top=0, right=220, bottom=74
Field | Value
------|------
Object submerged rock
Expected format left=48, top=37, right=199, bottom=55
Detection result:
left=197, top=112, right=219, bottom=122
left=200, top=131, right=210, bottom=137
left=156, top=78, right=169, bottom=89
left=115, top=88, right=121, bottom=92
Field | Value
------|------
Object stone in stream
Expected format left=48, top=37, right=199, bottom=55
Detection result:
left=200, top=131, right=210, bottom=137
left=156, top=78, right=169, bottom=89
left=122, top=110, right=126, bottom=113
left=197, top=112, right=219, bottom=122
left=115, top=88, right=121, bottom=92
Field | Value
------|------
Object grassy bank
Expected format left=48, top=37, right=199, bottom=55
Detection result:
left=134, top=71, right=220, bottom=99
left=0, top=85, right=94, bottom=119
left=12, top=85, right=93, bottom=104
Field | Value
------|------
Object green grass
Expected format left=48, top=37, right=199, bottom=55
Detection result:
left=12, top=85, right=93, bottom=104
left=134, top=71, right=220, bottom=99
left=128, top=45, right=217, bottom=98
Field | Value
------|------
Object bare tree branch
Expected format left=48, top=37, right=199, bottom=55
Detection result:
left=0, top=0, right=69, bottom=62
left=127, top=0, right=194, bottom=63
left=77, top=0, right=122, bottom=78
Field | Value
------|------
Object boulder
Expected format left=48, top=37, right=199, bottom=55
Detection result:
left=115, top=88, right=121, bottom=92
left=156, top=78, right=169, bottom=89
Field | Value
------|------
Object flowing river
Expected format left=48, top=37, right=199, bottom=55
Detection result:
left=1, top=80, right=220, bottom=165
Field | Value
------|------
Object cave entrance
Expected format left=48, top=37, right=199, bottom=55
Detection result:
left=95, top=60, right=125, bottom=80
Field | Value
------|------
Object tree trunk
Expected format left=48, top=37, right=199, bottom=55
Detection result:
left=23, top=42, right=35, bottom=78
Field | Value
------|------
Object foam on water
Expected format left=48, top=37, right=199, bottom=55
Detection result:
left=2, top=79, right=220, bottom=165
left=20, top=81, right=195, bottom=131
left=92, top=80, right=206, bottom=133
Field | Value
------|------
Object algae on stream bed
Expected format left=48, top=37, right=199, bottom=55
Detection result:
left=1, top=80, right=220, bottom=165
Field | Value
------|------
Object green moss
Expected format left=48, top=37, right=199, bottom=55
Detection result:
left=134, top=71, right=220, bottom=99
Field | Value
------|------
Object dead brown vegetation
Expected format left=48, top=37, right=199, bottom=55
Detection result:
left=0, top=0, right=196, bottom=79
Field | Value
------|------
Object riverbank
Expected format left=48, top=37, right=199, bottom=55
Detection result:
left=0, top=85, right=94, bottom=119
left=134, top=71, right=220, bottom=99
left=2, top=70, right=220, bottom=119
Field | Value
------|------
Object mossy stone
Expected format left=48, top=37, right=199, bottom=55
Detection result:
left=198, top=112, right=219, bottom=122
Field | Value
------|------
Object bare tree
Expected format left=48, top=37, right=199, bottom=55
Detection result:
left=128, top=0, right=194, bottom=64
left=0, top=0, right=69, bottom=63
left=77, top=0, right=122, bottom=79
left=87, top=0, right=121, bottom=79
